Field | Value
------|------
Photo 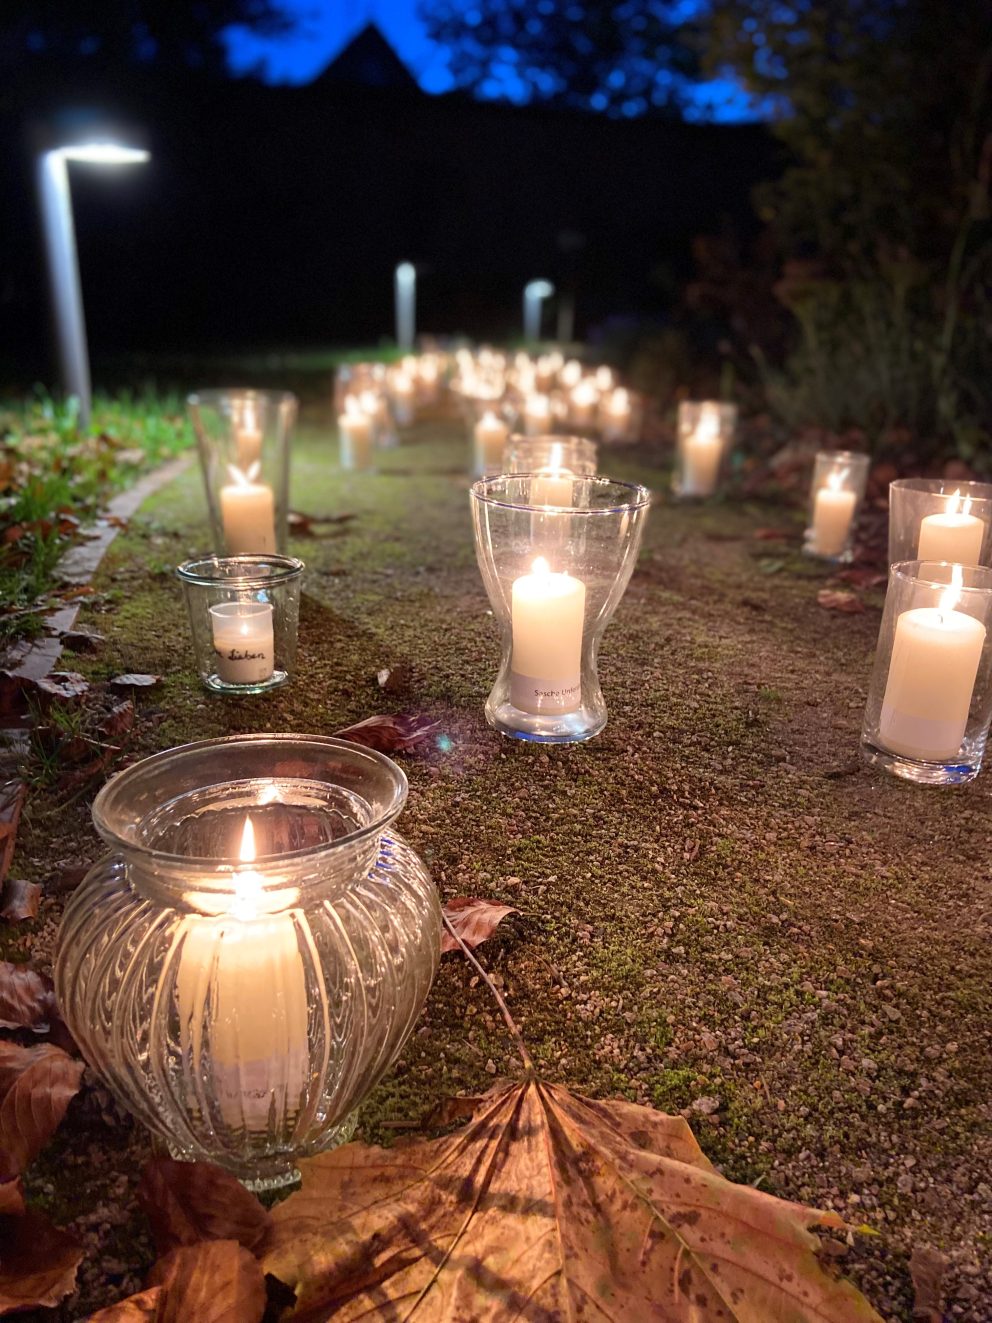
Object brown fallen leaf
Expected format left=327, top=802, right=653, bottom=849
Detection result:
left=0, top=1177, right=24, bottom=1215
left=753, top=527, right=791, bottom=541
left=34, top=671, right=91, bottom=702
left=147, top=1240, right=266, bottom=1323
left=376, top=661, right=413, bottom=695
left=835, top=567, right=888, bottom=589
left=0, top=1040, right=86, bottom=1179
left=909, top=1245, right=947, bottom=1323
left=0, top=963, right=56, bottom=1033
left=0, top=1208, right=84, bottom=1313
left=86, top=1286, right=165, bottom=1321
left=0, top=780, right=27, bottom=885
left=441, top=897, right=520, bottom=954
left=335, top=712, right=439, bottom=754
left=817, top=588, right=865, bottom=614
left=420, top=1093, right=487, bottom=1130
left=61, top=628, right=105, bottom=653
left=138, top=1158, right=273, bottom=1255
left=110, top=673, right=163, bottom=690
left=289, top=510, right=357, bottom=537
left=0, top=878, right=41, bottom=922
left=263, top=1079, right=883, bottom=1323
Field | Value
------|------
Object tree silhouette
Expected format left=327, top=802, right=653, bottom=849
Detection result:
left=420, top=0, right=699, bottom=117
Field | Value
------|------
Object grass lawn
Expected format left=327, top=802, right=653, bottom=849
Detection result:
left=4, top=397, right=991, bottom=1318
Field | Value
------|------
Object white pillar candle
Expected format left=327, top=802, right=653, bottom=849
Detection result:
left=595, top=366, right=614, bottom=392
left=339, top=405, right=375, bottom=471
left=879, top=572, right=986, bottom=761
left=524, top=395, right=552, bottom=437
left=601, top=388, right=632, bottom=441
left=474, top=410, right=509, bottom=474
left=917, top=491, right=986, bottom=566
left=210, top=601, right=274, bottom=685
left=178, top=817, right=309, bottom=1131
left=531, top=465, right=574, bottom=508
left=811, top=471, right=857, bottom=556
left=511, top=557, right=586, bottom=714
left=220, top=464, right=277, bottom=555
left=681, top=405, right=723, bottom=497
left=570, top=381, right=599, bottom=429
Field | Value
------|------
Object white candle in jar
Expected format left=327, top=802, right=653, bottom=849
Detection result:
left=570, top=380, right=599, bottom=429
left=917, top=490, right=986, bottom=566
left=390, top=370, right=415, bottom=426
left=339, top=399, right=375, bottom=471
left=879, top=568, right=986, bottom=761
left=811, top=469, right=858, bottom=556
left=601, top=387, right=632, bottom=441
left=560, top=360, right=582, bottom=389
left=524, top=394, right=552, bottom=437
left=531, top=444, right=574, bottom=506
left=177, top=817, right=309, bottom=1131
left=220, top=463, right=277, bottom=554
left=511, top=557, right=586, bottom=714
left=595, top=366, right=614, bottom=392
left=681, top=404, right=724, bottom=497
left=474, top=410, right=509, bottom=475
left=210, top=601, right=274, bottom=685
left=234, top=400, right=263, bottom=469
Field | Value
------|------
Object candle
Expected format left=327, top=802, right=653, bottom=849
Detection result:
left=531, top=443, right=573, bottom=507
left=220, top=463, right=277, bottom=555
left=811, top=469, right=857, bottom=556
left=682, top=404, right=723, bottom=497
left=178, top=816, right=309, bottom=1130
left=560, top=360, right=582, bottom=389
left=234, top=400, right=262, bottom=469
left=510, top=556, right=586, bottom=714
left=570, top=380, right=599, bottom=429
left=601, top=387, right=632, bottom=442
left=390, top=370, right=415, bottom=427
left=524, top=395, right=552, bottom=437
left=209, top=601, right=274, bottom=685
left=595, top=366, right=614, bottom=392
left=474, top=410, right=509, bottom=475
left=879, top=567, right=986, bottom=761
left=339, top=398, right=375, bottom=471
left=917, top=490, right=986, bottom=566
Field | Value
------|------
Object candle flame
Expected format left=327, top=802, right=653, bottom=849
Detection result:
left=963, top=495, right=973, bottom=517
left=226, top=461, right=260, bottom=487
left=241, top=399, right=257, bottom=433
left=938, top=563, right=964, bottom=615
left=696, top=405, right=720, bottom=441
left=239, top=815, right=257, bottom=864
left=532, top=556, right=551, bottom=576
left=947, top=488, right=962, bottom=516
left=549, top=441, right=564, bottom=471
left=827, top=468, right=849, bottom=492
left=611, top=388, right=629, bottom=411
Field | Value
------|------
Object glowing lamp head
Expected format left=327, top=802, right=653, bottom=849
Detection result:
left=395, top=262, right=415, bottom=285
left=55, top=142, right=149, bottom=166
left=525, top=280, right=554, bottom=301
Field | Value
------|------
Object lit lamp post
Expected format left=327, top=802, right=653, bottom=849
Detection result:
left=394, top=262, right=416, bottom=351
left=36, top=140, right=149, bottom=428
left=523, top=279, right=554, bottom=344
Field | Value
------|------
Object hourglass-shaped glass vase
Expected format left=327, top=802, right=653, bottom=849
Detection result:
left=55, top=734, right=442, bottom=1190
left=187, top=389, right=297, bottom=556
left=470, top=475, right=650, bottom=743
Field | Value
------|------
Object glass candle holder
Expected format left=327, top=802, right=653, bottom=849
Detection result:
left=598, top=388, right=640, bottom=443
left=54, top=734, right=442, bottom=1190
left=861, top=561, right=992, bottom=785
left=187, top=389, right=296, bottom=557
left=470, top=475, right=651, bottom=743
left=333, top=362, right=386, bottom=415
left=803, top=450, right=870, bottom=562
left=337, top=397, right=378, bottom=472
left=177, top=555, right=304, bottom=694
left=673, top=400, right=737, bottom=499
left=888, top=478, right=992, bottom=567
left=503, top=434, right=598, bottom=477
left=472, top=407, right=513, bottom=477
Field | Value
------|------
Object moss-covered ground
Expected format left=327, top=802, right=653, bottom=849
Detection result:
left=6, top=402, right=991, bottom=1319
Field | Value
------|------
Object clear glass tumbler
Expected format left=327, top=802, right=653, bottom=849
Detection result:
left=187, top=389, right=297, bottom=556
left=861, top=561, right=992, bottom=784
left=804, top=450, right=870, bottom=562
left=470, top=475, right=651, bottom=743
left=673, top=400, right=737, bottom=499
left=503, top=434, right=598, bottom=477
left=55, top=734, right=442, bottom=1190
left=888, top=478, right=992, bottom=567
left=177, top=555, right=304, bottom=694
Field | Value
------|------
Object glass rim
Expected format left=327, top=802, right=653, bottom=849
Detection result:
left=815, top=448, right=870, bottom=465
left=889, top=559, right=992, bottom=593
left=208, top=600, right=274, bottom=618
left=176, top=554, right=304, bottom=590
left=186, top=387, right=298, bottom=409
left=889, top=476, right=992, bottom=498
left=91, top=734, right=409, bottom=868
left=470, top=474, right=651, bottom=514
left=506, top=433, right=598, bottom=452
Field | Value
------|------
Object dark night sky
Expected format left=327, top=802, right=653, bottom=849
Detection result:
left=223, top=0, right=761, bottom=121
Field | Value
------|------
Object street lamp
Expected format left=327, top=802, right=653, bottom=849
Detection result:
left=36, top=139, right=149, bottom=428
left=523, top=279, right=554, bottom=343
left=394, top=262, right=416, bottom=351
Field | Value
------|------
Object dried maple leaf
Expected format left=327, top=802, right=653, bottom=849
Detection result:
left=0, top=1041, right=85, bottom=1179
left=441, top=897, right=520, bottom=954
left=0, top=962, right=56, bottom=1033
left=0, top=878, right=41, bottom=922
left=0, top=1208, right=83, bottom=1313
left=335, top=712, right=439, bottom=754
left=263, top=1078, right=883, bottom=1322
left=0, top=781, right=26, bottom=885
left=138, top=1158, right=273, bottom=1255
left=147, top=1240, right=266, bottom=1323
left=817, top=589, right=865, bottom=614
left=86, top=1287, right=165, bottom=1321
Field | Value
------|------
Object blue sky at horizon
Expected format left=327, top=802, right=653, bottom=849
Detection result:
left=223, top=0, right=762, bottom=122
